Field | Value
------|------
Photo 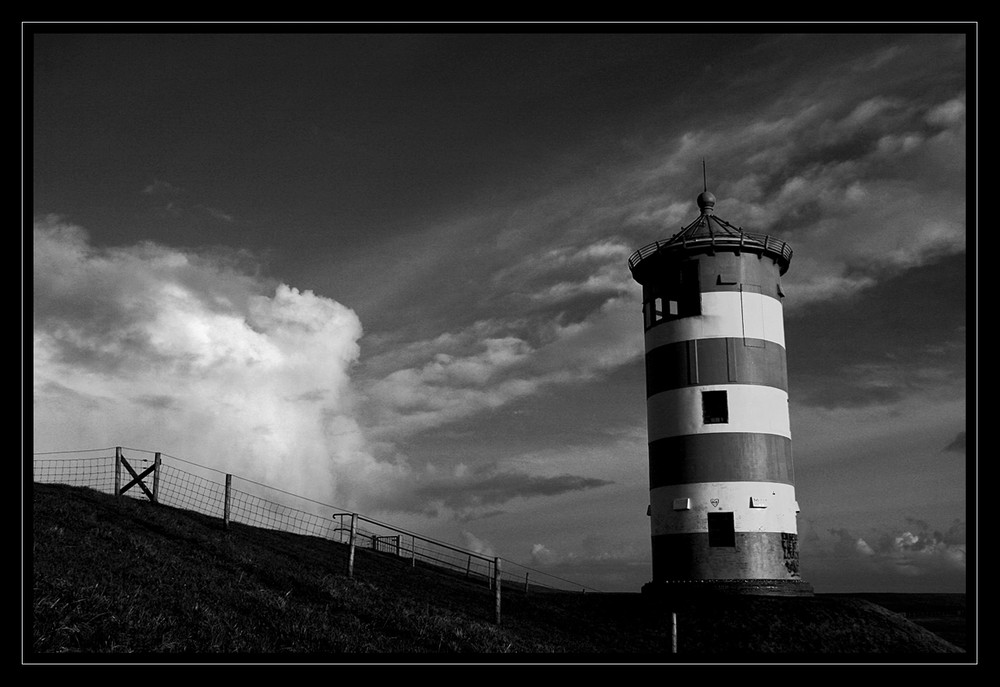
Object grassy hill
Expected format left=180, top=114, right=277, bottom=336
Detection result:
left=27, top=482, right=971, bottom=663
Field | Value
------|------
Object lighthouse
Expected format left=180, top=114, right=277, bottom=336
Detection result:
left=628, top=187, right=812, bottom=596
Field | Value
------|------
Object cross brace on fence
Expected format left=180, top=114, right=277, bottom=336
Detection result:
left=114, top=447, right=161, bottom=503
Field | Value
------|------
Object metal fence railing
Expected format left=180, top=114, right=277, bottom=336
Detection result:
left=32, top=446, right=602, bottom=621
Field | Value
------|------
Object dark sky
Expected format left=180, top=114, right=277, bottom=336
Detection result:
left=31, top=27, right=971, bottom=593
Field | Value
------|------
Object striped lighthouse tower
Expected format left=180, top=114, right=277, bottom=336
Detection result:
left=628, top=187, right=812, bottom=596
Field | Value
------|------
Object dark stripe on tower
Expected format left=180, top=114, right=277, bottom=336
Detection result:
left=644, top=337, right=787, bottom=397
left=691, top=251, right=784, bottom=299
left=651, top=531, right=801, bottom=580
left=648, top=433, right=794, bottom=487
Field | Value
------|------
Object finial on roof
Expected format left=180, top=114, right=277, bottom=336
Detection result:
left=697, top=190, right=716, bottom=214
left=697, top=160, right=716, bottom=214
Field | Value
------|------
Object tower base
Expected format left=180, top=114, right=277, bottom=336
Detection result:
left=641, top=578, right=814, bottom=598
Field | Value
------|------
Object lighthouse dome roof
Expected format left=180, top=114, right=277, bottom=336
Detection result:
left=627, top=191, right=794, bottom=281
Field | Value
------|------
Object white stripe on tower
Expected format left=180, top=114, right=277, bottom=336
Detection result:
left=644, top=290, right=786, bottom=353
left=646, top=384, right=791, bottom=442
left=649, top=482, right=799, bottom=536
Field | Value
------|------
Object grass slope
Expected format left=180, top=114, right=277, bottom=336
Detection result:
left=28, top=482, right=970, bottom=662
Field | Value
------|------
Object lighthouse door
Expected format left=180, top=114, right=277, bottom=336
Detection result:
left=707, top=511, right=736, bottom=547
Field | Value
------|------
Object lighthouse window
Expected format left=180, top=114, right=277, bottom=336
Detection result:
left=643, top=261, right=701, bottom=329
left=702, top=390, right=729, bottom=424
left=707, top=512, right=736, bottom=547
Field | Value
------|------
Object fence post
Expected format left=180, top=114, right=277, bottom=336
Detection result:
left=223, top=474, right=232, bottom=530
left=672, top=612, right=678, bottom=654
left=395, top=535, right=400, bottom=557
left=494, top=557, right=502, bottom=625
left=348, top=513, right=357, bottom=579
left=411, top=535, right=416, bottom=567
left=524, top=572, right=529, bottom=594
left=152, top=453, right=161, bottom=504
left=466, top=555, right=471, bottom=578
left=114, top=447, right=122, bottom=497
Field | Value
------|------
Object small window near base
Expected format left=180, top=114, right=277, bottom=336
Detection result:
left=672, top=497, right=691, bottom=511
left=749, top=497, right=768, bottom=508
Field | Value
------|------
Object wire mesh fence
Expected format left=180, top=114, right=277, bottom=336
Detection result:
left=32, top=446, right=602, bottom=608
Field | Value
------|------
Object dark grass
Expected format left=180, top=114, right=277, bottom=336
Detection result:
left=27, top=482, right=972, bottom=663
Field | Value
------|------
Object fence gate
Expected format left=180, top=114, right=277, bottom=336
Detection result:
left=114, top=447, right=161, bottom=503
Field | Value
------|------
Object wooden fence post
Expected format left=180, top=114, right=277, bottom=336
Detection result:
left=524, top=572, right=529, bottom=594
left=348, top=513, right=357, bottom=579
left=466, top=555, right=472, bottom=578
left=152, top=453, right=161, bottom=504
left=224, top=474, right=232, bottom=530
left=114, top=447, right=122, bottom=497
left=411, top=535, right=416, bottom=567
left=494, top=557, right=502, bottom=625
left=672, top=612, right=677, bottom=654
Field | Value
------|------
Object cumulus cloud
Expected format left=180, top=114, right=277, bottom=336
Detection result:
left=809, top=519, right=966, bottom=592
left=32, top=217, right=386, bottom=506
left=461, top=531, right=498, bottom=558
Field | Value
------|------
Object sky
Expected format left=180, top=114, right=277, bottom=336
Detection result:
left=28, top=27, right=973, bottom=594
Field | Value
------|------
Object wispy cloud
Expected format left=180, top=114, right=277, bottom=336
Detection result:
left=360, top=292, right=642, bottom=441
left=142, top=179, right=184, bottom=196
left=943, top=431, right=966, bottom=454
left=203, top=206, right=235, bottom=223
left=140, top=179, right=236, bottom=224
left=375, top=462, right=614, bottom=519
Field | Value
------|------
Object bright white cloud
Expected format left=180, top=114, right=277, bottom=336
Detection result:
left=461, top=531, right=498, bottom=558
left=32, top=217, right=396, bottom=508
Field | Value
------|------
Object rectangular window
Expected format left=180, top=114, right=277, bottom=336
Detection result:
left=702, top=390, right=729, bottom=424
left=644, top=260, right=702, bottom=329
left=707, top=512, right=736, bottom=547
left=678, top=260, right=701, bottom=317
